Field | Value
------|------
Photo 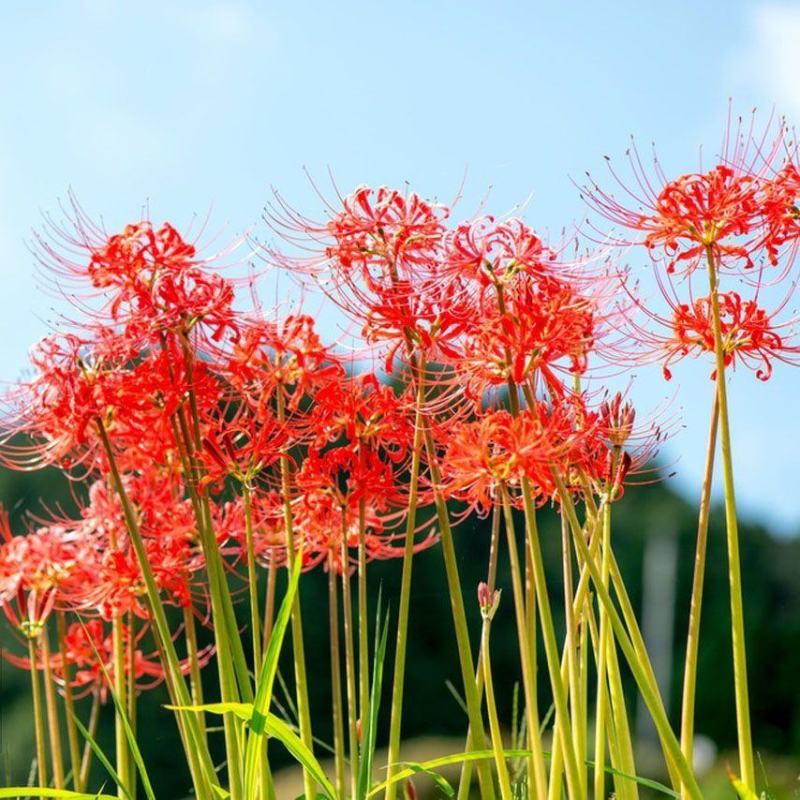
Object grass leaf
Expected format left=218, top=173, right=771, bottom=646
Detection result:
left=244, top=557, right=302, bottom=797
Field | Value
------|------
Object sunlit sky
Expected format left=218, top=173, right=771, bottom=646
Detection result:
left=2, top=2, right=800, bottom=532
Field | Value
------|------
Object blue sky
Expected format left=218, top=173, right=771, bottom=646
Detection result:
left=2, top=1, right=800, bottom=531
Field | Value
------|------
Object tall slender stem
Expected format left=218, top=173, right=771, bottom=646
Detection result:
left=28, top=636, right=48, bottom=799
left=79, top=689, right=101, bottom=789
left=276, top=388, right=316, bottom=800
left=384, top=364, right=426, bottom=800
left=242, top=482, right=263, bottom=670
left=680, top=392, right=719, bottom=796
left=500, top=484, right=546, bottom=799
left=110, top=616, right=130, bottom=797
left=357, top=497, right=370, bottom=727
left=96, top=420, right=219, bottom=797
left=554, top=470, right=702, bottom=799
left=423, top=424, right=496, bottom=799
left=56, top=612, right=83, bottom=791
left=341, top=529, right=360, bottom=797
left=456, top=504, right=502, bottom=800
left=481, top=609, right=514, bottom=800
left=593, top=501, right=612, bottom=800
left=183, top=606, right=207, bottom=738
left=704, top=246, right=755, bottom=790
left=39, top=631, right=65, bottom=790
left=329, top=559, right=347, bottom=800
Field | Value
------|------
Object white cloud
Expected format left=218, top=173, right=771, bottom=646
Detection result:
left=739, top=3, right=800, bottom=118
left=177, top=1, right=258, bottom=45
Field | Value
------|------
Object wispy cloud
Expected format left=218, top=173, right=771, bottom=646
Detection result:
left=738, top=3, right=800, bottom=118
left=176, top=1, right=259, bottom=45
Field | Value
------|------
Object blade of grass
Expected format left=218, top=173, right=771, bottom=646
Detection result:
left=70, top=717, right=132, bottom=800
left=357, top=592, right=390, bottom=799
left=244, top=556, right=302, bottom=795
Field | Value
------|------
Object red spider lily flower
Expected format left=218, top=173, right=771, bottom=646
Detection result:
left=34, top=206, right=241, bottom=344
left=0, top=515, right=97, bottom=635
left=323, top=185, right=448, bottom=272
left=2, top=619, right=213, bottom=701
left=267, top=185, right=470, bottom=369
left=439, top=400, right=593, bottom=514
left=664, top=291, right=799, bottom=380
left=225, top=314, right=344, bottom=412
left=444, top=216, right=556, bottom=286
left=308, top=373, right=413, bottom=458
left=296, top=446, right=403, bottom=512
left=760, top=162, right=800, bottom=266
left=458, top=273, right=596, bottom=403
left=290, top=488, right=434, bottom=575
left=582, top=116, right=788, bottom=274
left=578, top=392, right=666, bottom=499
left=1, top=326, right=223, bottom=472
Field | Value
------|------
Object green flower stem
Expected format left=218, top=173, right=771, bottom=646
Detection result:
left=126, top=612, right=137, bottom=800
left=704, top=246, right=755, bottom=791
left=110, top=617, right=130, bottom=797
left=262, top=560, right=278, bottom=657
left=97, top=420, right=219, bottom=798
left=518, top=478, right=582, bottom=799
left=388, top=262, right=493, bottom=796
left=384, top=366, right=426, bottom=800
left=242, top=482, right=263, bottom=671
left=423, top=423, right=496, bottom=800
left=341, top=529, right=360, bottom=797
left=329, top=560, right=347, bottom=800
left=456, top=504, right=502, bottom=800
left=182, top=606, right=207, bottom=738
left=40, top=630, right=66, bottom=790
left=357, top=496, right=370, bottom=726
left=605, top=623, right=638, bottom=800
left=79, top=689, right=101, bottom=789
left=481, top=611, right=514, bottom=800
left=276, top=388, right=316, bottom=800
left=554, top=470, right=702, bottom=800
left=500, top=483, right=547, bottom=799
left=679, top=391, right=718, bottom=798
left=505, top=371, right=581, bottom=797
left=561, top=515, right=586, bottom=798
left=28, top=636, right=48, bottom=800
left=56, top=612, right=83, bottom=791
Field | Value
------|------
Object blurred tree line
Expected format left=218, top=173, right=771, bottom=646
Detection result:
left=1, top=464, right=799, bottom=796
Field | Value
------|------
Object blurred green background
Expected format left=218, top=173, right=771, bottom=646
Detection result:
left=1, top=465, right=799, bottom=798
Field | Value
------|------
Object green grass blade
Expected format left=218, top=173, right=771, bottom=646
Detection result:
left=244, top=557, right=302, bottom=796
left=78, top=621, right=157, bottom=800
left=260, top=713, right=336, bottom=800
left=168, top=700, right=336, bottom=800
left=166, top=701, right=253, bottom=721
left=369, top=750, right=679, bottom=799
left=357, top=591, right=390, bottom=800
left=0, top=790, right=117, bottom=799
left=400, top=761, right=455, bottom=797
left=71, top=715, right=133, bottom=800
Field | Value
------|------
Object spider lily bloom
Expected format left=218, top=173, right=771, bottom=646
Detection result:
left=459, top=272, right=597, bottom=404
left=0, top=516, right=97, bottom=636
left=308, top=373, right=413, bottom=460
left=617, top=267, right=800, bottom=381
left=3, top=619, right=212, bottom=702
left=439, top=399, right=594, bottom=515
left=581, top=117, right=788, bottom=275
left=267, top=185, right=470, bottom=371
left=34, top=208, right=241, bottom=346
left=443, top=216, right=556, bottom=287
left=225, top=314, right=344, bottom=416
left=576, top=392, right=666, bottom=500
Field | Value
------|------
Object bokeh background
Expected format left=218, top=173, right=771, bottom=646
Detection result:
left=2, top=2, right=800, bottom=797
